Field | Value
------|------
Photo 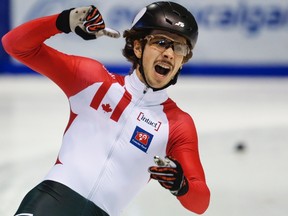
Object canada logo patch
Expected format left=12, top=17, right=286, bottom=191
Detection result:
left=130, top=126, right=153, bottom=153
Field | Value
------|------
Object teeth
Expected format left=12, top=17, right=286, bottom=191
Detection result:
left=157, top=63, right=170, bottom=69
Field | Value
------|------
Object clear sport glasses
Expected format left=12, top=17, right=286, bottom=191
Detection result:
left=145, top=35, right=190, bottom=56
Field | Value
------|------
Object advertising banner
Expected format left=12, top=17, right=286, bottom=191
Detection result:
left=1, top=0, right=288, bottom=75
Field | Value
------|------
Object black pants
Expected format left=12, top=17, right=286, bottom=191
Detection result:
left=14, top=180, right=109, bottom=216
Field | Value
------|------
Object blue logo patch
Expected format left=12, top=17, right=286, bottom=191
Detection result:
left=130, top=126, right=153, bottom=153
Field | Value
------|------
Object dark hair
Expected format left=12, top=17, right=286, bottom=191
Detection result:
left=122, top=29, right=149, bottom=70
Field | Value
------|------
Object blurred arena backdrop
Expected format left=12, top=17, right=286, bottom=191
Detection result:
left=1, top=0, right=288, bottom=76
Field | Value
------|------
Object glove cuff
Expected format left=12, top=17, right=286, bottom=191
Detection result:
left=56, top=8, right=74, bottom=33
left=171, top=177, right=189, bottom=196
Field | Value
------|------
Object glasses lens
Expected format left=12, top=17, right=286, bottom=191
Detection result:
left=146, top=35, right=189, bottom=56
left=174, top=43, right=189, bottom=56
left=149, top=37, right=172, bottom=48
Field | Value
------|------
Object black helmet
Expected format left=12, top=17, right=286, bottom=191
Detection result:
left=131, top=1, right=198, bottom=48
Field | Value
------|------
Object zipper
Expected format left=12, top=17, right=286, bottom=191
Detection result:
left=87, top=86, right=148, bottom=200
left=143, top=86, right=149, bottom=94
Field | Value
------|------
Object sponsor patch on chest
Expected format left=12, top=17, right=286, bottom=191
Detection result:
left=130, top=126, right=153, bottom=153
left=137, top=112, right=162, bottom=131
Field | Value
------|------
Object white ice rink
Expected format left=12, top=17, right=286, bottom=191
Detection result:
left=0, top=75, right=288, bottom=216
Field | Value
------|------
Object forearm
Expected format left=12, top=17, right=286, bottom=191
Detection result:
left=171, top=148, right=210, bottom=214
left=177, top=179, right=210, bottom=214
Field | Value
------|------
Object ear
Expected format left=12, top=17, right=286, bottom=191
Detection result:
left=133, top=40, right=142, bottom=58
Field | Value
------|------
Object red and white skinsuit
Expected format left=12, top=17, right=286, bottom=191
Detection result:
left=2, top=14, right=210, bottom=216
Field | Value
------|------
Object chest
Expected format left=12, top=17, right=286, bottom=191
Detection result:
left=68, top=82, right=170, bottom=156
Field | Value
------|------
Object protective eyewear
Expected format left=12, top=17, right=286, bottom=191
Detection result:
left=145, top=35, right=190, bottom=56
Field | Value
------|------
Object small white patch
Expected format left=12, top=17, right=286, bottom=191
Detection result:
left=15, top=214, right=33, bottom=216
left=131, top=7, right=147, bottom=27
left=175, top=21, right=185, bottom=27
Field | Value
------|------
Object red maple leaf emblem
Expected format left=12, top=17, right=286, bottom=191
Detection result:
left=102, top=103, right=112, bottom=113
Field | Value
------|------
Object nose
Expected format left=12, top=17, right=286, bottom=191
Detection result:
left=162, top=47, right=174, bottom=59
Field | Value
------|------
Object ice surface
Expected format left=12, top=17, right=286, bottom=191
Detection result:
left=1, top=75, right=288, bottom=216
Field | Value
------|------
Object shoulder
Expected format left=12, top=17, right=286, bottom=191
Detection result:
left=162, top=98, right=198, bottom=153
left=75, top=56, right=109, bottom=79
left=162, top=98, right=195, bottom=126
left=78, top=57, right=124, bottom=82
left=66, top=56, right=125, bottom=96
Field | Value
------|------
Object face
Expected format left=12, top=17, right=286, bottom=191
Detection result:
left=134, top=30, right=188, bottom=89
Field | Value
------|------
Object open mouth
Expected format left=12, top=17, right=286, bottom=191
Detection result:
left=154, top=64, right=171, bottom=76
